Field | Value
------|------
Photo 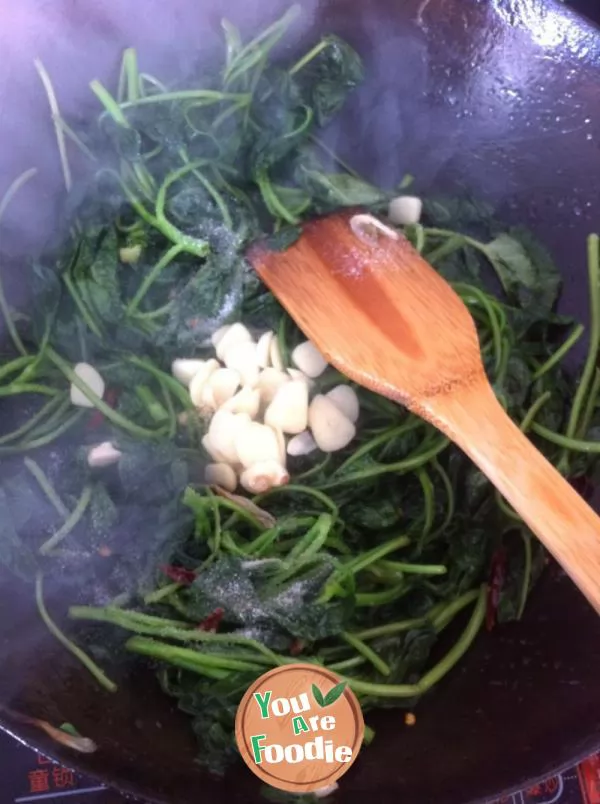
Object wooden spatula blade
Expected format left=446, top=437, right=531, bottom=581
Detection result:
left=248, top=210, right=600, bottom=615
left=248, top=211, right=483, bottom=416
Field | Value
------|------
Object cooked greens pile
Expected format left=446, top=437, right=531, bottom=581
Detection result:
left=1, top=5, right=600, bottom=784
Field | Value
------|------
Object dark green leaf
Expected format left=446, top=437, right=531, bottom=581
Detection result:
left=311, top=683, right=325, bottom=707
left=323, top=680, right=347, bottom=706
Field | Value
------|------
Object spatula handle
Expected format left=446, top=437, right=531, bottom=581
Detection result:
left=434, top=379, right=600, bottom=613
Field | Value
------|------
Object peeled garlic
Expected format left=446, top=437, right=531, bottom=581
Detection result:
left=215, top=322, right=252, bottom=361
left=202, top=434, right=227, bottom=463
left=255, top=368, right=290, bottom=404
left=222, top=386, right=261, bottom=418
left=240, top=461, right=289, bottom=494
left=70, top=363, right=105, bottom=408
left=189, top=360, right=220, bottom=408
left=208, top=411, right=252, bottom=464
left=211, top=325, right=231, bottom=349
left=291, top=341, right=328, bottom=378
left=269, top=337, right=284, bottom=372
left=308, top=394, right=356, bottom=452
left=270, top=425, right=287, bottom=465
left=264, top=380, right=308, bottom=435
left=256, top=331, right=274, bottom=368
left=205, top=463, right=237, bottom=492
left=234, top=422, right=282, bottom=469
left=197, top=383, right=217, bottom=414
left=119, top=244, right=142, bottom=264
left=287, top=368, right=314, bottom=388
left=206, top=368, right=240, bottom=407
left=287, top=430, right=317, bottom=457
left=171, top=358, right=209, bottom=387
left=326, top=384, right=360, bottom=423
left=387, top=195, right=423, bottom=226
left=223, top=341, right=259, bottom=386
left=87, top=441, right=122, bottom=468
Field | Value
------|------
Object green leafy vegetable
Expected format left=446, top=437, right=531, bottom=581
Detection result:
left=0, top=7, right=598, bottom=789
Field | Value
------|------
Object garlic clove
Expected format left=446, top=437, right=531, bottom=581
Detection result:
left=240, top=461, right=289, bottom=494
left=264, top=380, right=308, bottom=435
left=291, top=341, right=328, bottom=378
left=87, top=441, right=122, bottom=468
left=202, top=434, right=227, bottom=463
left=208, top=411, right=252, bottom=464
left=270, top=425, right=287, bottom=465
left=223, top=341, right=259, bottom=387
left=189, top=360, right=220, bottom=408
left=206, top=368, right=241, bottom=407
left=215, top=322, right=252, bottom=361
left=387, top=195, right=423, bottom=226
left=287, top=430, right=317, bottom=457
left=255, top=368, right=290, bottom=405
left=71, top=363, right=106, bottom=408
left=308, top=394, right=356, bottom=452
left=256, top=331, right=274, bottom=368
left=211, top=324, right=231, bottom=349
left=205, top=462, right=238, bottom=492
left=171, top=358, right=210, bottom=387
left=269, top=337, right=284, bottom=372
left=119, top=244, right=142, bottom=264
left=325, top=384, right=360, bottom=423
left=287, top=368, right=314, bottom=389
left=234, top=421, right=282, bottom=468
left=222, top=386, right=261, bottom=418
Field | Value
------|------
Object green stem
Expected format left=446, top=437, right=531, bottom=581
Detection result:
left=0, top=395, right=65, bottom=446
left=0, top=409, right=84, bottom=454
left=35, top=60, right=72, bottom=191
left=516, top=532, right=532, bottom=620
left=520, top=391, right=552, bottom=433
left=532, top=323, right=584, bottom=380
left=254, top=484, right=338, bottom=516
left=126, top=245, right=183, bottom=314
left=564, top=234, right=600, bottom=448
left=341, top=632, right=390, bottom=676
left=289, top=39, right=329, bottom=75
left=46, top=347, right=164, bottom=439
left=69, top=606, right=284, bottom=666
left=39, top=485, right=93, bottom=555
left=35, top=575, right=116, bottom=693
left=320, top=437, right=448, bottom=488
left=0, top=355, right=34, bottom=382
left=63, top=272, right=103, bottom=338
left=0, top=169, right=38, bottom=355
left=531, top=422, right=600, bottom=453
left=341, top=585, right=486, bottom=698
left=374, top=560, right=447, bottom=576
left=125, top=636, right=267, bottom=674
left=0, top=384, right=58, bottom=397
left=24, top=458, right=68, bottom=518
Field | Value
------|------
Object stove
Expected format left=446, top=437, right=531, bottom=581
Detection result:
left=0, top=728, right=598, bottom=804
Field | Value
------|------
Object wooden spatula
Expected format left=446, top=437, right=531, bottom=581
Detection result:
left=248, top=209, right=600, bottom=614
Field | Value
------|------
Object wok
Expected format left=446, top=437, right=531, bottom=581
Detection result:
left=0, top=0, right=599, bottom=802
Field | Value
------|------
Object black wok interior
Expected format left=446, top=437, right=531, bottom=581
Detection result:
left=0, top=1, right=599, bottom=802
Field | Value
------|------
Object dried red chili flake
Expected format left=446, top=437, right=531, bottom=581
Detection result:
left=160, top=564, right=197, bottom=585
left=198, top=608, right=225, bottom=632
left=486, top=547, right=507, bottom=632
left=86, top=387, right=119, bottom=430
left=289, top=639, right=305, bottom=656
